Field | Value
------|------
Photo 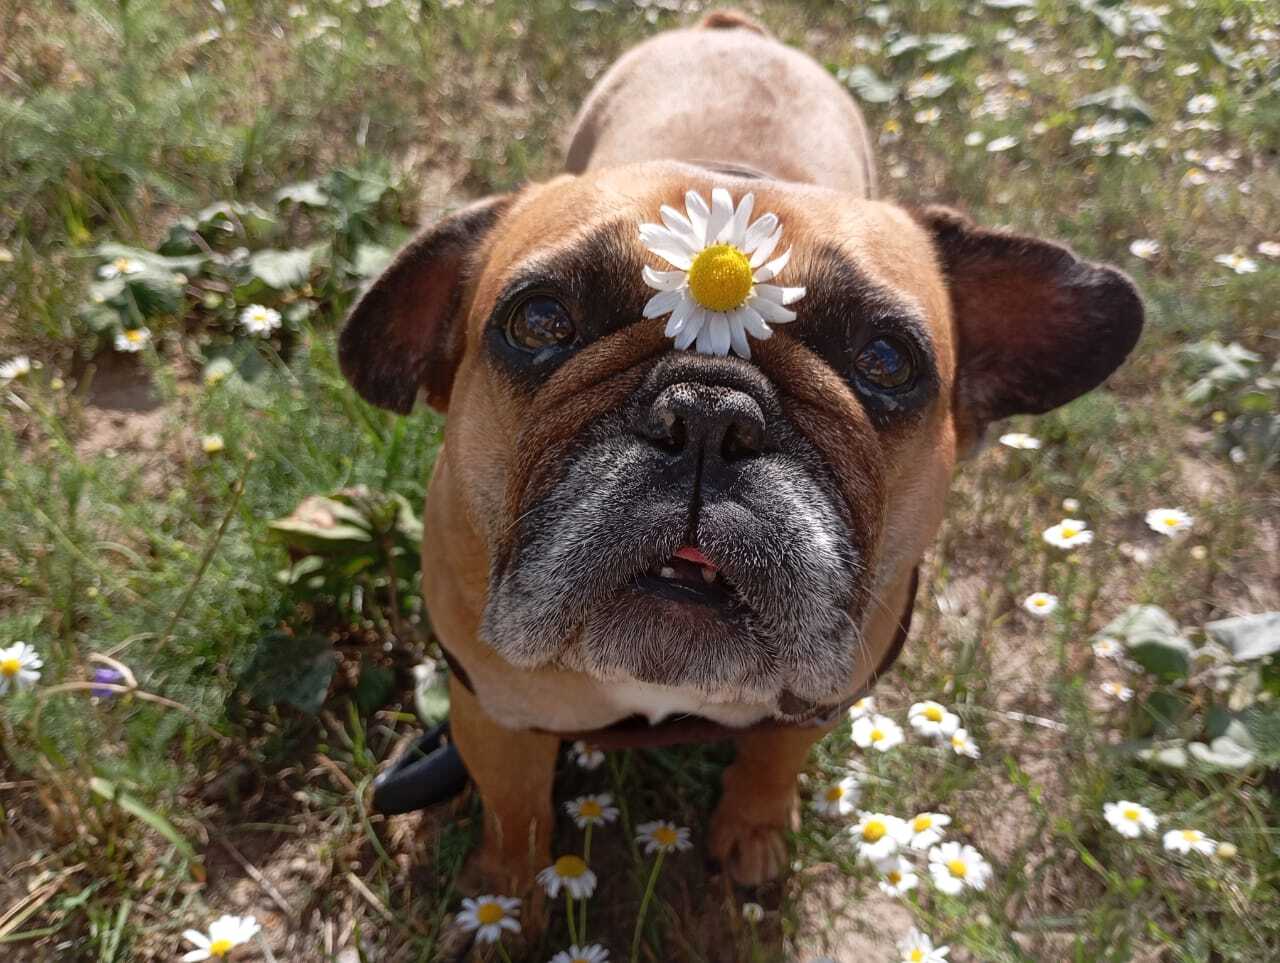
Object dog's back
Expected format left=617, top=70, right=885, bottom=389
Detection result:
left=565, top=10, right=876, bottom=196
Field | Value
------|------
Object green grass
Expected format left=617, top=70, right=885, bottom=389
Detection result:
left=1, top=0, right=1278, bottom=960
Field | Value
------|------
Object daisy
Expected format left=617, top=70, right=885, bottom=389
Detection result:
left=908, top=811, right=952, bottom=850
left=847, top=695, right=875, bottom=720
left=850, top=812, right=911, bottom=862
left=898, top=926, right=950, bottom=963
left=1062, top=497, right=1081, bottom=513
left=1023, top=592, right=1058, bottom=617
left=99, top=256, right=144, bottom=279
left=1129, top=239, right=1160, bottom=260
left=1145, top=508, right=1193, bottom=536
left=537, top=855, right=597, bottom=899
left=998, top=432, right=1041, bottom=450
left=949, top=728, right=980, bottom=759
left=0, top=355, right=31, bottom=382
left=927, top=841, right=992, bottom=894
left=239, top=304, right=283, bottom=336
left=964, top=131, right=985, bottom=147
left=1258, top=241, right=1280, bottom=259
left=1163, top=828, right=1216, bottom=855
left=1185, top=93, right=1218, bottom=115
left=202, top=434, right=225, bottom=455
left=1100, top=681, right=1134, bottom=702
left=204, top=358, right=234, bottom=386
left=1174, top=62, right=1199, bottom=76
left=909, top=701, right=960, bottom=738
left=986, top=135, right=1018, bottom=152
left=1103, top=800, right=1158, bottom=838
left=851, top=713, right=905, bottom=752
left=741, top=902, right=764, bottom=924
left=549, top=945, right=610, bottom=963
left=114, top=327, right=151, bottom=353
left=1214, top=253, right=1258, bottom=274
left=876, top=855, right=920, bottom=897
left=456, top=895, right=521, bottom=944
left=0, top=642, right=42, bottom=695
left=635, top=820, right=692, bottom=855
left=811, top=775, right=860, bottom=816
left=1043, top=518, right=1093, bottom=549
left=571, top=741, right=605, bottom=770
left=565, top=793, right=618, bottom=828
left=914, top=107, right=942, bottom=125
left=180, top=915, right=260, bottom=961
left=1092, top=637, right=1122, bottom=659
left=638, top=188, right=806, bottom=359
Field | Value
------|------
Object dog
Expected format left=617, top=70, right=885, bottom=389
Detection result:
left=338, top=10, right=1142, bottom=892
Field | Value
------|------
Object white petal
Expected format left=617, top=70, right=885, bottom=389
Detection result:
left=646, top=243, right=693, bottom=270
left=639, top=224, right=696, bottom=266
left=742, top=212, right=779, bottom=253
left=684, top=190, right=710, bottom=241
left=659, top=205, right=702, bottom=251
left=726, top=193, right=755, bottom=248
left=709, top=314, right=733, bottom=355
left=749, top=294, right=797, bottom=323
left=753, top=247, right=792, bottom=282
left=182, top=952, right=213, bottom=963
left=727, top=312, right=752, bottom=358
left=705, top=188, right=734, bottom=245
left=642, top=266, right=687, bottom=292
left=737, top=304, right=773, bottom=339
left=674, top=308, right=706, bottom=350
left=664, top=296, right=695, bottom=337
left=695, top=319, right=718, bottom=354
left=754, top=282, right=806, bottom=305
left=643, top=288, right=684, bottom=318
left=749, top=227, right=784, bottom=267
left=182, top=932, right=211, bottom=948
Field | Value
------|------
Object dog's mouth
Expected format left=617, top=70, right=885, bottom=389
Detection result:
left=633, top=545, right=739, bottom=610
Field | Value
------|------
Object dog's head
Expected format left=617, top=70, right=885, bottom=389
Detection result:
left=340, top=163, right=1142, bottom=710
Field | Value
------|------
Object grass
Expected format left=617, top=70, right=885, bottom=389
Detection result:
left=1, top=0, right=1278, bottom=960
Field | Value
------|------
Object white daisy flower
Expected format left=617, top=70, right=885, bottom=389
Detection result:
left=635, top=820, right=692, bottom=855
left=564, top=793, right=619, bottom=828
left=456, top=895, right=520, bottom=944
left=949, top=728, right=980, bottom=759
left=741, top=902, right=764, bottom=924
left=201, top=434, right=225, bottom=455
left=99, top=256, right=144, bottom=279
left=1257, top=241, right=1280, bottom=259
left=986, top=135, right=1019, bottom=152
left=1100, top=681, right=1134, bottom=702
left=0, top=642, right=42, bottom=695
left=0, top=355, right=32, bottom=382
left=638, top=188, right=806, bottom=359
left=239, top=304, right=283, bottom=336
left=1163, top=828, right=1216, bottom=855
left=180, top=914, right=260, bottom=961
left=1214, top=252, right=1258, bottom=274
left=898, top=926, right=950, bottom=962
left=1186, top=94, right=1218, bottom=115
left=850, top=812, right=911, bottom=862
left=1062, top=497, right=1081, bottom=513
left=998, top=432, right=1041, bottom=450
left=1129, top=239, right=1160, bottom=260
left=114, top=327, right=151, bottom=353
left=847, top=695, right=875, bottom=720
left=811, top=775, right=860, bottom=817
left=914, top=107, right=942, bottom=125
left=908, top=811, right=952, bottom=850
left=1145, top=507, right=1193, bottom=536
left=571, top=741, right=605, bottom=770
left=1023, top=592, right=1058, bottom=617
left=851, top=714, right=905, bottom=752
left=1043, top=518, right=1093, bottom=549
left=927, top=841, right=992, bottom=894
left=876, top=855, right=919, bottom=897
left=909, top=701, right=960, bottom=738
left=1174, top=63, right=1199, bottom=76
left=537, top=855, right=597, bottom=899
left=549, top=945, right=610, bottom=963
left=964, top=131, right=985, bottom=147
left=1103, top=800, right=1158, bottom=838
left=1092, top=637, right=1122, bottom=659
left=204, top=358, right=235, bottom=386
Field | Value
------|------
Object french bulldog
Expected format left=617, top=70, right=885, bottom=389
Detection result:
left=339, top=10, right=1142, bottom=891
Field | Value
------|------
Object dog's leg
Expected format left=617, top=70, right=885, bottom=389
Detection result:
left=448, top=675, right=560, bottom=894
left=709, top=724, right=830, bottom=886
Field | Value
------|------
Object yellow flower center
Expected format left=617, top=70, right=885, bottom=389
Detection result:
left=579, top=800, right=602, bottom=819
left=0, top=658, right=19, bottom=677
left=554, top=855, right=588, bottom=878
left=1034, top=597, right=1048, bottom=607
left=114, top=258, right=132, bottom=272
left=913, top=815, right=932, bottom=832
left=1165, top=517, right=1178, bottom=527
left=208, top=939, right=235, bottom=957
left=870, top=728, right=885, bottom=742
left=125, top=329, right=145, bottom=344
left=947, top=858, right=968, bottom=878
left=825, top=786, right=844, bottom=802
left=910, top=951, right=925, bottom=962
left=654, top=826, right=678, bottom=847
left=1182, top=830, right=1200, bottom=842
left=1061, top=526, right=1078, bottom=538
left=1123, top=808, right=1140, bottom=821
left=686, top=243, right=753, bottom=312
left=475, top=902, right=505, bottom=925
left=923, top=706, right=943, bottom=722
left=862, top=819, right=886, bottom=842
left=888, top=870, right=902, bottom=884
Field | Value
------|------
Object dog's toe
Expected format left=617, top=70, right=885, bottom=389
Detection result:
left=709, top=808, right=793, bottom=886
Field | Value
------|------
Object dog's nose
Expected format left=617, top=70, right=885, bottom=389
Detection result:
left=639, top=382, right=765, bottom=464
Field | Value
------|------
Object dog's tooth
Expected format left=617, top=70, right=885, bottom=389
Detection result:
left=701, top=567, right=717, bottom=584
left=659, top=566, right=676, bottom=579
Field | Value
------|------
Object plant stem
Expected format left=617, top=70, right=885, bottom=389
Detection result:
left=580, top=825, right=594, bottom=939
left=566, top=891, right=579, bottom=945
left=495, top=940, right=514, bottom=963
left=630, top=851, right=666, bottom=962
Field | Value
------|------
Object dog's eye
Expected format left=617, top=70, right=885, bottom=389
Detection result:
left=854, top=337, right=915, bottom=391
left=506, top=295, right=575, bottom=352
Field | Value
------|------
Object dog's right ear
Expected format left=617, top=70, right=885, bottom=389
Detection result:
left=338, top=194, right=512, bottom=414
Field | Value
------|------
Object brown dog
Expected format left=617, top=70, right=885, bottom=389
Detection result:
left=339, top=12, right=1142, bottom=891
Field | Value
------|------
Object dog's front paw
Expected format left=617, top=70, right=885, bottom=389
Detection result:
left=709, top=791, right=799, bottom=886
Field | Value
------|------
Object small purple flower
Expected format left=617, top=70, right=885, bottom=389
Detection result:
left=91, top=667, right=124, bottom=698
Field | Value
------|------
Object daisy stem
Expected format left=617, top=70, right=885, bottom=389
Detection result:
left=580, top=825, right=593, bottom=938
left=630, top=851, right=666, bottom=962
left=495, top=940, right=514, bottom=963
left=566, top=891, right=579, bottom=946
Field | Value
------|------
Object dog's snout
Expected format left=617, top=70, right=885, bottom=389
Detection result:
left=640, top=383, right=765, bottom=465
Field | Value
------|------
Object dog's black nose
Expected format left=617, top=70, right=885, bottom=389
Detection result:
left=640, top=382, right=765, bottom=465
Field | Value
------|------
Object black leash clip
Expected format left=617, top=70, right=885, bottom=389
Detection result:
left=371, top=721, right=470, bottom=815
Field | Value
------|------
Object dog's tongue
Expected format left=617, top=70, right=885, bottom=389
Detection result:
left=674, top=545, right=716, bottom=571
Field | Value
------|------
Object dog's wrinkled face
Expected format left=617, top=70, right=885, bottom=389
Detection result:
left=339, top=162, right=1142, bottom=708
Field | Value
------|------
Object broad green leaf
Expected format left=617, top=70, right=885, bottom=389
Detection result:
left=352, top=243, right=394, bottom=279
left=276, top=180, right=330, bottom=208
left=1186, top=721, right=1257, bottom=771
left=1206, top=612, right=1280, bottom=661
left=249, top=247, right=314, bottom=291
left=838, top=65, right=899, bottom=103
left=1071, top=85, right=1154, bottom=124
left=414, top=660, right=451, bottom=725
left=1097, top=605, right=1192, bottom=680
left=241, top=632, right=337, bottom=715
left=354, top=661, right=397, bottom=715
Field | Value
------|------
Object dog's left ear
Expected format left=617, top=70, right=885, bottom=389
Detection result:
left=915, top=205, right=1144, bottom=441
